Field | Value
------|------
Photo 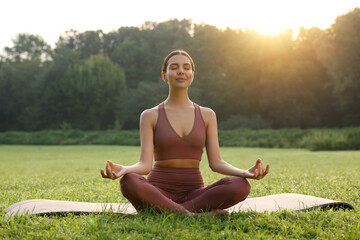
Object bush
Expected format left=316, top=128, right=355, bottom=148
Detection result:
left=301, top=128, right=360, bottom=150
left=219, top=115, right=272, bottom=130
left=0, top=128, right=359, bottom=150
left=0, top=130, right=139, bottom=145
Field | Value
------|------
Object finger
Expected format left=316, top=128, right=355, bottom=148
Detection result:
left=254, top=168, right=259, bottom=178
left=113, top=170, right=124, bottom=179
left=106, top=162, right=114, bottom=179
left=100, top=169, right=108, bottom=178
left=108, top=161, right=117, bottom=177
left=113, top=169, right=121, bottom=178
left=263, top=164, right=270, bottom=176
left=253, top=160, right=260, bottom=172
left=259, top=159, right=264, bottom=173
left=258, top=164, right=270, bottom=179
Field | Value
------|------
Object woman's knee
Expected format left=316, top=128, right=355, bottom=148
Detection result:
left=120, top=173, right=142, bottom=193
left=227, top=177, right=251, bottom=201
left=239, top=177, right=251, bottom=198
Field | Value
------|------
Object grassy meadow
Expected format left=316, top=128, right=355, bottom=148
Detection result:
left=0, top=145, right=359, bottom=239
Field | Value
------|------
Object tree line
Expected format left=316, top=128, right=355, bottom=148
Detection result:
left=0, top=8, right=359, bottom=131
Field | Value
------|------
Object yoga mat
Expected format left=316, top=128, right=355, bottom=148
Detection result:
left=4, top=193, right=354, bottom=218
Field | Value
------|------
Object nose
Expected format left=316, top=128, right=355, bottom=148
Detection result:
left=177, top=67, right=184, bottom=75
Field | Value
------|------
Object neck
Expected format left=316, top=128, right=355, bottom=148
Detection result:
left=165, top=87, right=192, bottom=107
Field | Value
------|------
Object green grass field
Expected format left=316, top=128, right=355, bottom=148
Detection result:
left=0, top=145, right=359, bottom=239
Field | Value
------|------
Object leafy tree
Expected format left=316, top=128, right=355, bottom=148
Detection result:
left=57, top=30, right=103, bottom=59
left=295, top=27, right=338, bottom=127
left=103, top=27, right=142, bottom=57
left=58, top=54, right=127, bottom=130
left=190, top=24, right=231, bottom=120
left=111, top=39, right=151, bottom=88
left=116, top=80, right=167, bottom=129
left=0, top=34, right=52, bottom=131
left=1, top=13, right=360, bottom=131
left=318, top=8, right=360, bottom=126
left=3, top=33, right=52, bottom=62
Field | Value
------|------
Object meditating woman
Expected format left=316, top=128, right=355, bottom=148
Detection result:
left=101, top=50, right=269, bottom=215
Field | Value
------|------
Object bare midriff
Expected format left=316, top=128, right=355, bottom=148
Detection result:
left=154, top=159, right=200, bottom=168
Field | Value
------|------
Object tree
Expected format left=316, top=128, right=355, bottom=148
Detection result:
left=0, top=34, right=52, bottom=131
left=318, top=8, right=360, bottom=126
left=3, top=33, right=52, bottom=62
left=57, top=30, right=103, bottom=60
left=58, top=54, right=127, bottom=130
left=294, top=27, right=338, bottom=127
left=116, top=80, right=167, bottom=129
left=111, top=39, right=151, bottom=88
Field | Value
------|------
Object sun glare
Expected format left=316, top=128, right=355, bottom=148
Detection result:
left=202, top=0, right=360, bottom=37
left=252, top=21, right=289, bottom=36
left=1, top=0, right=359, bottom=49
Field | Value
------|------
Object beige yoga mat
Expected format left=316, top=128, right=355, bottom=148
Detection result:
left=4, top=193, right=354, bottom=218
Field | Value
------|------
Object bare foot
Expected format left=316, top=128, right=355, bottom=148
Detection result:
left=207, top=209, right=229, bottom=216
left=188, top=209, right=229, bottom=216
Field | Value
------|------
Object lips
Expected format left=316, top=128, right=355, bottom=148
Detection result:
left=176, top=77, right=186, bottom=81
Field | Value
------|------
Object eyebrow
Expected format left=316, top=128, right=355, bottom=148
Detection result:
left=169, top=63, right=191, bottom=66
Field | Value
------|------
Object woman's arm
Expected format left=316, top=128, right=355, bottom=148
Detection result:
left=202, top=108, right=269, bottom=180
left=100, top=109, right=156, bottom=179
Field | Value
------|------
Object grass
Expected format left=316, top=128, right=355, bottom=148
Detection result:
left=0, top=145, right=359, bottom=239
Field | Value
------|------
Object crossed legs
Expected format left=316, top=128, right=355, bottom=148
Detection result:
left=120, top=173, right=250, bottom=214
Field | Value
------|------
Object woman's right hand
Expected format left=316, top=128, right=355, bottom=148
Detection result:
left=100, top=160, right=128, bottom=180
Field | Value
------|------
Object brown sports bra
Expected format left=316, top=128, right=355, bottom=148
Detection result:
left=154, top=102, right=206, bottom=161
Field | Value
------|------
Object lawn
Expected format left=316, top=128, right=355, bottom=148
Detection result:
left=0, top=145, right=359, bottom=239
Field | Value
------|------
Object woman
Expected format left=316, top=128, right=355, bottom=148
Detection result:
left=101, top=50, right=269, bottom=215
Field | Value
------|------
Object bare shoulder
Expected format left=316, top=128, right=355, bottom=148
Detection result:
left=197, top=105, right=217, bottom=125
left=140, top=106, right=159, bottom=126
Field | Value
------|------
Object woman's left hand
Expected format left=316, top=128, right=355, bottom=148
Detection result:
left=244, top=158, right=269, bottom=180
left=100, top=160, right=128, bottom=180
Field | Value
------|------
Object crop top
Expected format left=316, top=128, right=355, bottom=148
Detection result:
left=154, top=102, right=206, bottom=161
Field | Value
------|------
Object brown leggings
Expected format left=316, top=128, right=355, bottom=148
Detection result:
left=120, top=166, right=251, bottom=213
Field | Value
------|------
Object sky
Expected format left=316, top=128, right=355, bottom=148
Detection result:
left=1, top=0, right=359, bottom=50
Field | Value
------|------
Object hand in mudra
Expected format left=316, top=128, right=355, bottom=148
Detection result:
left=100, top=160, right=127, bottom=180
left=245, top=158, right=269, bottom=180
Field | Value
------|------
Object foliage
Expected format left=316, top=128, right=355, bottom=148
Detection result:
left=1, top=128, right=359, bottom=151
left=1, top=9, right=360, bottom=131
left=0, top=59, right=49, bottom=131
left=219, top=114, right=272, bottom=130
left=0, top=129, right=139, bottom=145
left=58, top=54, right=127, bottom=130
left=3, top=33, right=52, bottom=62
left=0, top=146, right=359, bottom=239
left=318, top=8, right=360, bottom=126
left=300, top=128, right=360, bottom=151
left=115, top=80, right=168, bottom=129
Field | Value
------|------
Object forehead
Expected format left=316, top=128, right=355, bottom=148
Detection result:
left=167, top=54, right=191, bottom=65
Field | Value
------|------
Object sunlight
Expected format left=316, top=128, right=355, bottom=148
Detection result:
left=203, top=0, right=360, bottom=36
left=0, top=0, right=359, bottom=49
left=238, top=0, right=294, bottom=36
left=252, top=19, right=289, bottom=36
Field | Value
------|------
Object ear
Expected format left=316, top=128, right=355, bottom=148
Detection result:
left=162, top=72, right=168, bottom=83
left=190, top=70, right=195, bottom=83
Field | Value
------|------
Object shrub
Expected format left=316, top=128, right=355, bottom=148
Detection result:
left=0, top=128, right=359, bottom=150
left=219, top=115, right=272, bottom=130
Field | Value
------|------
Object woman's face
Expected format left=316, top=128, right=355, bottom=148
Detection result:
left=162, top=54, right=194, bottom=89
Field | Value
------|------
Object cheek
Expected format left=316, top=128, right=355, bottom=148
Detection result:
left=168, top=71, right=178, bottom=78
left=186, top=71, right=194, bottom=78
